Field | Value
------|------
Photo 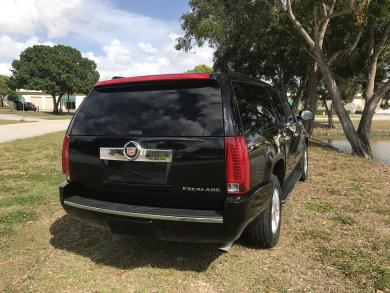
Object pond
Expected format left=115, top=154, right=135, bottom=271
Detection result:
left=319, top=137, right=390, bottom=165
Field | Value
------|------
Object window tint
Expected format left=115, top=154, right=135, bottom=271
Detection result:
left=232, top=82, right=277, bottom=133
left=71, top=81, right=223, bottom=137
left=269, top=90, right=294, bottom=125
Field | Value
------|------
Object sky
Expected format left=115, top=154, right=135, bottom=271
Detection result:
left=0, top=0, right=214, bottom=80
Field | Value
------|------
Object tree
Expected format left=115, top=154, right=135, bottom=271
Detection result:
left=9, top=45, right=99, bottom=113
left=176, top=0, right=319, bottom=133
left=0, top=74, right=12, bottom=107
left=176, top=0, right=316, bottom=105
left=282, top=0, right=390, bottom=158
left=187, top=64, right=214, bottom=73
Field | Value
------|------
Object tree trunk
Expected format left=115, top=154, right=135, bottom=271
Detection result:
left=314, top=49, right=372, bottom=158
left=52, top=95, right=62, bottom=114
left=303, top=64, right=319, bottom=136
left=357, top=80, right=390, bottom=151
left=323, top=99, right=334, bottom=128
left=292, top=71, right=309, bottom=114
left=357, top=26, right=390, bottom=154
left=0, top=96, right=4, bottom=107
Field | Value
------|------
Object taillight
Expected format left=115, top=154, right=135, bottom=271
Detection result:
left=62, top=135, right=70, bottom=180
left=224, top=136, right=250, bottom=195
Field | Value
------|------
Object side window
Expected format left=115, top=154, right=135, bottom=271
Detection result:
left=269, top=90, right=294, bottom=125
left=232, top=82, right=277, bottom=133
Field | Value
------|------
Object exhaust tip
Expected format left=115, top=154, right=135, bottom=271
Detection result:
left=217, top=241, right=234, bottom=252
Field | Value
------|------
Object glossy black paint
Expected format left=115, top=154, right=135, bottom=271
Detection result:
left=60, top=179, right=273, bottom=243
left=69, top=135, right=226, bottom=210
left=60, top=72, right=308, bottom=244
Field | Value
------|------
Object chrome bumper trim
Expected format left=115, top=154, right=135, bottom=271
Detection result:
left=63, top=200, right=223, bottom=224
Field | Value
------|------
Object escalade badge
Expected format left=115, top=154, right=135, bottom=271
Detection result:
left=123, top=141, right=140, bottom=160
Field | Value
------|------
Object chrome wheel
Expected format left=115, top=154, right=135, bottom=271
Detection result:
left=271, top=188, right=280, bottom=234
left=303, top=149, right=308, bottom=174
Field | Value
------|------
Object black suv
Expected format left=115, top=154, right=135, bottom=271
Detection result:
left=59, top=73, right=313, bottom=250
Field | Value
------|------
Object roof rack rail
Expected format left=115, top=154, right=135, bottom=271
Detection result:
left=111, top=76, right=124, bottom=80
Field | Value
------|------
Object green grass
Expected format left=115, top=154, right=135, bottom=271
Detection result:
left=0, top=108, right=73, bottom=120
left=297, top=228, right=330, bottom=241
left=377, top=267, right=390, bottom=290
left=0, top=132, right=64, bottom=237
left=0, top=133, right=389, bottom=292
left=0, top=210, right=37, bottom=235
left=332, top=214, right=356, bottom=225
left=0, top=119, right=32, bottom=125
left=313, top=120, right=390, bottom=137
left=0, top=194, right=46, bottom=208
left=304, top=198, right=336, bottom=212
left=372, top=206, right=390, bottom=216
left=316, top=245, right=390, bottom=290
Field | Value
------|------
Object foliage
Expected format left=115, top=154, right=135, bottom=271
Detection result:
left=177, top=0, right=389, bottom=108
left=187, top=64, right=213, bottom=73
left=0, top=74, right=13, bottom=107
left=0, top=75, right=11, bottom=96
left=9, top=45, right=99, bottom=113
left=176, top=0, right=313, bottom=100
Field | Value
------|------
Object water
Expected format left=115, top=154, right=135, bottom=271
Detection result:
left=319, top=137, right=390, bottom=165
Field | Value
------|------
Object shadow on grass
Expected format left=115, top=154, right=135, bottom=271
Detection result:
left=49, top=215, right=223, bottom=272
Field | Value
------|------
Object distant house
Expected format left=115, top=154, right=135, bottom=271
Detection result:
left=5, top=89, right=86, bottom=112
left=318, top=93, right=390, bottom=114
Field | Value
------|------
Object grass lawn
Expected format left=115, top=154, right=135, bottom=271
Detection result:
left=0, top=108, right=73, bottom=120
left=0, top=132, right=389, bottom=292
left=0, top=120, right=32, bottom=125
left=313, top=120, right=390, bottom=136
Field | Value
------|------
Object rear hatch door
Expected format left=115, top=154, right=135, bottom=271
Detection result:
left=69, top=79, right=226, bottom=210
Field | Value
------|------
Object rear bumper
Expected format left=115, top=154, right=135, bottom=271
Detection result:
left=59, top=181, right=272, bottom=243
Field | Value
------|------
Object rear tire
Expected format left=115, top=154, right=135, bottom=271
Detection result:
left=244, top=175, right=282, bottom=248
left=300, top=147, right=308, bottom=182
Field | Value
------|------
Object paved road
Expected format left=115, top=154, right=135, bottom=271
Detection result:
left=0, top=117, right=70, bottom=143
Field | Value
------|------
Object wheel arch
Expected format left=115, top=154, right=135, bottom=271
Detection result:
left=272, top=159, right=285, bottom=186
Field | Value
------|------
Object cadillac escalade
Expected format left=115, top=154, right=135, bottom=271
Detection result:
left=59, top=72, right=313, bottom=251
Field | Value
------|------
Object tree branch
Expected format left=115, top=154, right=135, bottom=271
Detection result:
left=326, top=0, right=355, bottom=19
left=328, top=29, right=363, bottom=65
left=373, top=25, right=390, bottom=59
left=318, top=0, right=336, bottom=48
left=365, top=25, right=390, bottom=101
left=366, top=79, right=390, bottom=110
left=284, top=0, right=315, bottom=49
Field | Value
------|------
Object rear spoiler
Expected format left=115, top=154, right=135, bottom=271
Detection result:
left=95, top=73, right=216, bottom=87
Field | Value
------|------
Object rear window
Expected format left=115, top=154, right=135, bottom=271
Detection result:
left=71, top=81, right=224, bottom=137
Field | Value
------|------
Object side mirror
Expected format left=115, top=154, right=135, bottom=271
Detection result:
left=299, top=110, right=314, bottom=121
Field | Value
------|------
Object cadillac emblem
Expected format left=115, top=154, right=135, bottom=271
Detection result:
left=123, top=141, right=140, bottom=160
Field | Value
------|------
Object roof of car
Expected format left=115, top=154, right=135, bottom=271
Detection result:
left=95, top=73, right=216, bottom=87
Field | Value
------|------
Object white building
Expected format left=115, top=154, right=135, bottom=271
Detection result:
left=6, top=89, right=86, bottom=112
left=319, top=93, right=390, bottom=114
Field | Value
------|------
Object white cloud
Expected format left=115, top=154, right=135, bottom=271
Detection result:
left=0, top=63, right=12, bottom=76
left=0, top=35, right=55, bottom=75
left=0, top=35, right=54, bottom=60
left=88, top=38, right=213, bottom=80
left=0, top=0, right=82, bottom=38
left=0, top=0, right=214, bottom=79
left=138, top=43, right=158, bottom=54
